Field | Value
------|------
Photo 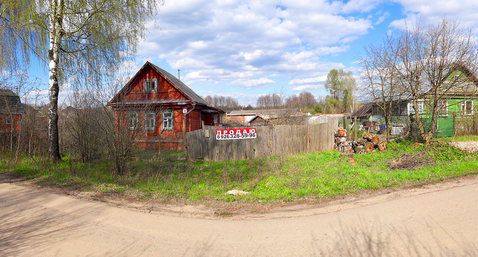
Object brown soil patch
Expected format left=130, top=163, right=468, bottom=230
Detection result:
left=388, top=152, right=434, bottom=170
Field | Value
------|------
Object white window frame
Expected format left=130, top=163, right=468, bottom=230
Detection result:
left=462, top=100, right=473, bottom=116
left=161, top=109, right=174, bottom=131
left=144, top=110, right=156, bottom=131
left=143, top=79, right=157, bottom=93
left=127, top=111, right=139, bottom=130
left=408, top=101, right=424, bottom=115
left=4, top=116, right=11, bottom=125
left=438, top=100, right=448, bottom=117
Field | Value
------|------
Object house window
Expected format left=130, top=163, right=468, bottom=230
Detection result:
left=144, top=111, right=156, bottom=131
left=127, top=111, right=139, bottom=130
left=438, top=100, right=448, bottom=116
left=408, top=101, right=423, bottom=115
left=161, top=109, right=173, bottom=131
left=462, top=100, right=473, bottom=115
left=213, top=114, right=218, bottom=124
left=143, top=79, right=157, bottom=93
left=4, top=117, right=11, bottom=125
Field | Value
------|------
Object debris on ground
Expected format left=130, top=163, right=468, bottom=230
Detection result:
left=447, top=141, right=478, bottom=153
left=225, top=190, right=250, bottom=196
left=388, top=152, right=433, bottom=170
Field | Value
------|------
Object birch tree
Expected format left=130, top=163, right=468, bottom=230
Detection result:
left=0, top=0, right=162, bottom=161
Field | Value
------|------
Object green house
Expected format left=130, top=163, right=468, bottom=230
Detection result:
left=352, top=65, right=478, bottom=137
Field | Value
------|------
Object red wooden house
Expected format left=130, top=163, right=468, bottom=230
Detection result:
left=108, top=61, right=224, bottom=150
left=0, top=89, right=23, bottom=134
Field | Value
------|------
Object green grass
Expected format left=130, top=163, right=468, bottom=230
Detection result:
left=433, top=135, right=478, bottom=142
left=1, top=141, right=478, bottom=204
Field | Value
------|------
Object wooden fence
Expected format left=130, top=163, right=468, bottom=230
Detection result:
left=186, top=121, right=337, bottom=161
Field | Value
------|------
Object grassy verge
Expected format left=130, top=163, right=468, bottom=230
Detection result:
left=433, top=135, right=478, bottom=142
left=1, top=139, right=478, bottom=205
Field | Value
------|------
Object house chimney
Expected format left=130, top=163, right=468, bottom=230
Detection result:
left=178, top=69, right=181, bottom=80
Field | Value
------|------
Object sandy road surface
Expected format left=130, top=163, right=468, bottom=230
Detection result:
left=2, top=178, right=478, bottom=257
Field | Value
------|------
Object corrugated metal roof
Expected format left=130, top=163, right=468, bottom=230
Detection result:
left=350, top=103, right=372, bottom=118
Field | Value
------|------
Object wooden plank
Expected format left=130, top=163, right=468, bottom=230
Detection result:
left=186, top=121, right=339, bottom=161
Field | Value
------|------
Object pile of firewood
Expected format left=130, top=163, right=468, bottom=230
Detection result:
left=334, top=129, right=353, bottom=153
left=334, top=129, right=386, bottom=154
left=353, top=134, right=386, bottom=153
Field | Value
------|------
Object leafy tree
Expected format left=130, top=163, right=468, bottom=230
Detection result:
left=313, top=103, right=323, bottom=114
left=0, top=0, right=162, bottom=161
left=324, top=69, right=356, bottom=113
left=324, top=95, right=342, bottom=114
left=325, top=69, right=340, bottom=100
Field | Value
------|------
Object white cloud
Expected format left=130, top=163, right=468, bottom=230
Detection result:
left=316, top=46, right=350, bottom=55
left=375, top=11, right=390, bottom=25
left=292, top=84, right=324, bottom=92
left=389, top=1, right=478, bottom=31
left=341, top=0, right=383, bottom=14
left=288, top=75, right=327, bottom=85
left=230, top=77, right=275, bottom=89
left=138, top=0, right=375, bottom=86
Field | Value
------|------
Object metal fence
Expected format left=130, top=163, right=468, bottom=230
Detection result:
left=186, top=121, right=337, bottom=161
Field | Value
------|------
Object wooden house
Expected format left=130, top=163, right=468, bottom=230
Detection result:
left=108, top=62, right=224, bottom=150
left=351, top=65, right=478, bottom=137
left=0, top=89, right=23, bottom=134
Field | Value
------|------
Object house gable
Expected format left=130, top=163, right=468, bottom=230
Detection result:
left=109, top=63, right=191, bottom=105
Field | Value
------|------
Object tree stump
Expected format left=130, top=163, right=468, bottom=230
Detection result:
left=371, top=136, right=380, bottom=146
left=364, top=142, right=374, bottom=152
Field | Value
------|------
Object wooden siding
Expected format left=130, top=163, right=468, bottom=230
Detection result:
left=121, top=66, right=188, bottom=102
left=111, top=64, right=224, bottom=150
left=187, top=121, right=337, bottom=161
left=0, top=114, right=21, bottom=133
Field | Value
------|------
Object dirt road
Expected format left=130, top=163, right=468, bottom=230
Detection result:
left=2, top=177, right=478, bottom=256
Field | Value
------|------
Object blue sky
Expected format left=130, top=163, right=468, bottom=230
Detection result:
left=25, top=0, right=478, bottom=106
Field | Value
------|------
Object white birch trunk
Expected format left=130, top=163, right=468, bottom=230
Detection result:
left=47, top=0, right=63, bottom=161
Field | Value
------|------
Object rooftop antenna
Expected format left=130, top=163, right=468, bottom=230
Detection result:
left=178, top=69, right=181, bottom=81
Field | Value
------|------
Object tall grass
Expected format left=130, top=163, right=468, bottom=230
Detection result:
left=1, top=141, right=478, bottom=204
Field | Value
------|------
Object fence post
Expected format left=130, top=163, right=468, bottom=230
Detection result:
left=453, top=114, right=456, bottom=138
left=354, top=116, right=357, bottom=141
